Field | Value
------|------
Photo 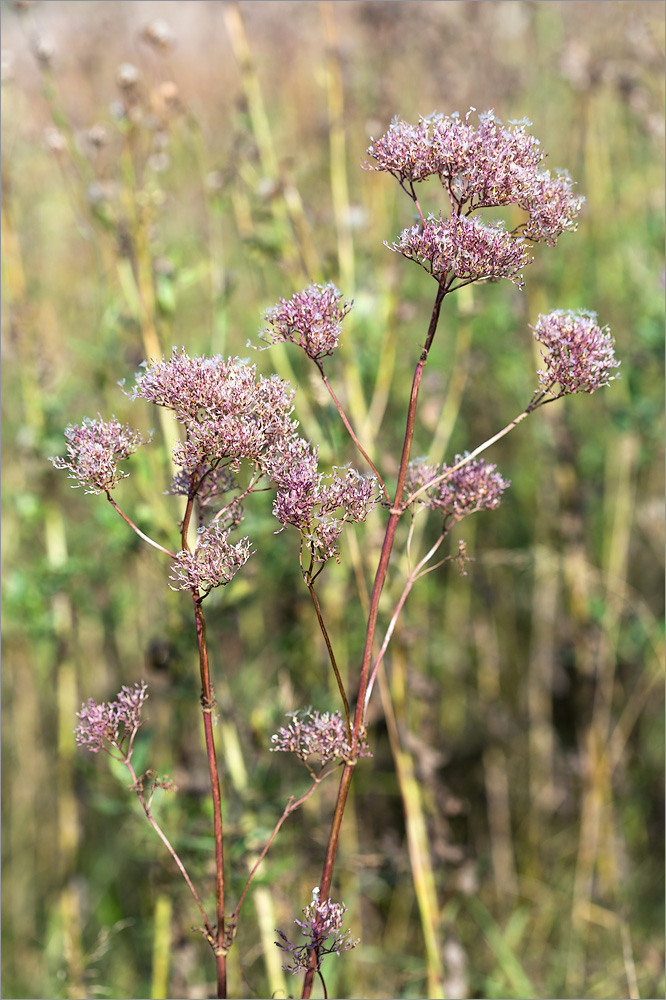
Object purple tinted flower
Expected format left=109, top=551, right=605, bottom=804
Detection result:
left=389, top=213, right=531, bottom=287
left=130, top=351, right=298, bottom=471
left=365, top=110, right=584, bottom=245
left=406, top=456, right=510, bottom=520
left=268, top=445, right=379, bottom=563
left=50, top=416, right=147, bottom=494
left=169, top=522, right=253, bottom=593
left=276, top=889, right=359, bottom=975
left=260, top=283, right=353, bottom=360
left=271, top=709, right=372, bottom=765
left=442, top=112, right=543, bottom=210
left=532, top=310, right=620, bottom=395
left=364, top=113, right=442, bottom=184
left=75, top=682, right=148, bottom=754
left=520, top=169, right=584, bottom=246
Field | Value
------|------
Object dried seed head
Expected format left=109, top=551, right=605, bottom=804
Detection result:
left=85, top=123, right=109, bottom=150
left=141, top=18, right=175, bottom=52
left=116, top=62, right=140, bottom=92
left=44, top=126, right=66, bottom=154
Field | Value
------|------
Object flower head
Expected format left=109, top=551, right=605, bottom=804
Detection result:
left=271, top=709, right=372, bottom=765
left=260, top=283, right=353, bottom=361
left=363, top=113, right=442, bottom=184
left=169, top=522, right=253, bottom=594
left=276, top=889, right=359, bottom=975
left=366, top=110, right=584, bottom=245
left=520, top=169, right=584, bottom=246
left=50, top=416, right=147, bottom=494
left=267, top=441, right=379, bottom=563
left=389, top=213, right=531, bottom=287
left=406, top=456, right=510, bottom=520
left=130, top=350, right=298, bottom=471
left=532, top=310, right=620, bottom=395
left=75, top=682, right=148, bottom=755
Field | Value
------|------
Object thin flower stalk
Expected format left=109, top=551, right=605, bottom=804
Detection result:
left=231, top=777, right=324, bottom=926
left=106, top=495, right=176, bottom=557
left=300, top=276, right=448, bottom=999
left=74, top=684, right=214, bottom=938
left=314, top=360, right=390, bottom=502
left=364, top=531, right=448, bottom=716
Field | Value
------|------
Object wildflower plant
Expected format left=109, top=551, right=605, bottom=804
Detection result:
left=50, top=108, right=619, bottom=1000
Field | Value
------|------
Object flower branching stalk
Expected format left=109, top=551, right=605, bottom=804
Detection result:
left=50, top=107, right=620, bottom=1000
left=291, top=109, right=617, bottom=999
left=74, top=684, right=213, bottom=938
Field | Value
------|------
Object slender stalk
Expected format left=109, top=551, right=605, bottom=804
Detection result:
left=106, top=495, right=176, bottom=557
left=123, top=756, right=214, bottom=939
left=401, top=407, right=534, bottom=508
left=315, top=361, right=389, bottom=502
left=301, top=279, right=447, bottom=999
left=231, top=777, right=324, bottom=923
left=306, top=579, right=351, bottom=737
left=192, top=596, right=227, bottom=999
left=364, top=531, right=448, bottom=715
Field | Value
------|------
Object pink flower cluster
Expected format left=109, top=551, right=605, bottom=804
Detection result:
left=365, top=109, right=583, bottom=246
left=260, top=282, right=353, bottom=360
left=169, top=522, right=253, bottom=594
left=405, top=456, right=510, bottom=521
left=388, top=213, right=531, bottom=287
left=276, top=889, right=359, bottom=975
left=270, top=709, right=372, bottom=764
left=264, top=437, right=379, bottom=562
left=75, top=681, right=148, bottom=754
left=532, top=310, right=620, bottom=396
left=49, top=416, right=147, bottom=494
left=130, top=350, right=298, bottom=472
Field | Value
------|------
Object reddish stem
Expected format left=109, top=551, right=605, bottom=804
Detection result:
left=193, top=596, right=227, bottom=999
left=315, top=362, right=390, bottom=503
left=301, top=279, right=447, bottom=999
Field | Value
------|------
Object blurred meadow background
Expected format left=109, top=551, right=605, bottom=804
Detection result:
left=1, top=1, right=664, bottom=998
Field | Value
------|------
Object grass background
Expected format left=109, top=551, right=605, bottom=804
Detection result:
left=1, top=2, right=664, bottom=998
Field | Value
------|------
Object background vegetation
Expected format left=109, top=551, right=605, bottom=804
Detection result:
left=1, top=2, right=664, bottom=998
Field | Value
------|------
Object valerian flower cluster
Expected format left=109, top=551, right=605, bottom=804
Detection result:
left=260, top=282, right=353, bottom=361
left=405, top=456, right=510, bottom=522
left=169, top=523, right=253, bottom=594
left=271, top=709, right=372, bottom=765
left=276, top=888, right=359, bottom=975
left=366, top=109, right=584, bottom=287
left=389, top=213, right=531, bottom=287
left=51, top=328, right=381, bottom=594
left=75, top=681, right=148, bottom=755
left=50, top=416, right=148, bottom=494
left=130, top=350, right=298, bottom=474
left=532, top=310, right=620, bottom=396
left=265, top=438, right=378, bottom=563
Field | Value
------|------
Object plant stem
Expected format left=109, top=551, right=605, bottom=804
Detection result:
left=123, top=757, right=214, bottom=939
left=364, top=531, right=448, bottom=715
left=306, top=579, right=351, bottom=737
left=401, top=406, right=534, bottom=507
left=316, top=362, right=389, bottom=502
left=192, top=596, right=227, bottom=999
left=231, top=778, right=323, bottom=924
left=106, top=495, right=176, bottom=557
left=301, top=279, right=447, bottom=999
